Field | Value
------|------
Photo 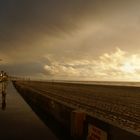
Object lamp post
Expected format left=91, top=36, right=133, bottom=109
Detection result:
left=0, top=59, right=3, bottom=81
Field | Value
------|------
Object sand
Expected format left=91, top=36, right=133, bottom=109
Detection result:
left=14, top=81, right=140, bottom=136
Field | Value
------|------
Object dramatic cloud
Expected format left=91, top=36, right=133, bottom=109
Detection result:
left=44, top=48, right=140, bottom=81
left=0, top=0, right=140, bottom=81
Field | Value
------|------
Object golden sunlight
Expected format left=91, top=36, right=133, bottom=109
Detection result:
left=121, top=62, right=136, bottom=74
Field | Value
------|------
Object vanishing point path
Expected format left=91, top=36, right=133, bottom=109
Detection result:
left=0, top=82, right=58, bottom=140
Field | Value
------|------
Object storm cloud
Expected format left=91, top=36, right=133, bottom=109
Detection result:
left=0, top=0, right=140, bottom=80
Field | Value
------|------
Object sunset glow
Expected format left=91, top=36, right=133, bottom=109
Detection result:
left=0, top=0, right=140, bottom=81
left=121, top=63, right=136, bottom=74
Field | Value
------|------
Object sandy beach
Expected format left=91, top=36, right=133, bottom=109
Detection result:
left=14, top=80, right=140, bottom=137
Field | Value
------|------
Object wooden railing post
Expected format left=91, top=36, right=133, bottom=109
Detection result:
left=71, top=110, right=86, bottom=140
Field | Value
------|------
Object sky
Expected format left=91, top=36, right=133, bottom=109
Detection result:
left=0, top=0, right=140, bottom=81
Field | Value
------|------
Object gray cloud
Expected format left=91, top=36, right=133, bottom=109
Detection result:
left=1, top=61, right=45, bottom=77
left=0, top=0, right=140, bottom=80
left=0, top=0, right=135, bottom=49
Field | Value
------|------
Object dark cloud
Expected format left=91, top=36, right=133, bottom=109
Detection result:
left=0, top=0, right=132, bottom=50
left=0, top=61, right=45, bottom=76
left=0, top=0, right=88, bottom=49
left=0, top=0, right=140, bottom=79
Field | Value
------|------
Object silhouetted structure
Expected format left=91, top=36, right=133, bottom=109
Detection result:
left=2, top=90, right=6, bottom=110
left=0, top=71, right=8, bottom=110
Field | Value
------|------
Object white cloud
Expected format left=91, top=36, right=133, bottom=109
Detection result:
left=44, top=48, right=140, bottom=81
